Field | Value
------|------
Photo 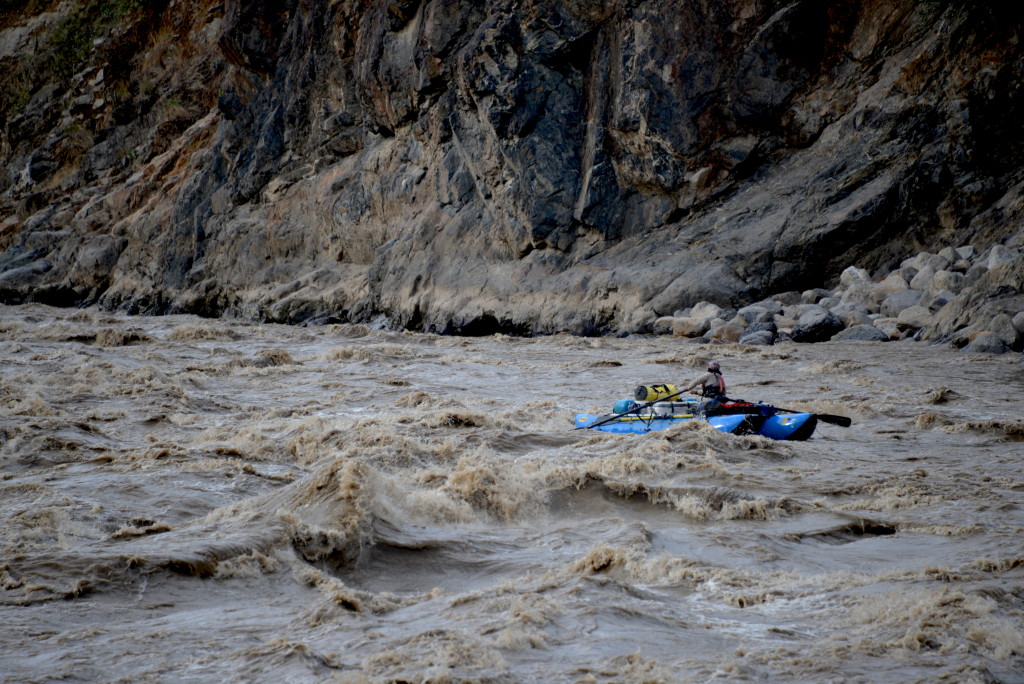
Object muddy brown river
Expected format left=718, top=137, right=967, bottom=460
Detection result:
left=1, top=303, right=1022, bottom=682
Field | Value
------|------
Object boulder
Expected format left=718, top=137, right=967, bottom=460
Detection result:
left=774, top=314, right=798, bottom=332
left=990, top=313, right=1023, bottom=351
left=870, top=274, right=909, bottom=303
left=986, top=244, right=1020, bottom=270
left=1013, top=311, right=1024, bottom=336
left=964, top=263, right=989, bottom=288
left=819, top=296, right=841, bottom=309
left=739, top=330, right=775, bottom=346
left=963, top=332, right=1009, bottom=354
left=707, top=320, right=746, bottom=342
left=622, top=306, right=658, bottom=334
left=653, top=316, right=682, bottom=335
left=937, top=246, right=958, bottom=263
left=955, top=245, right=977, bottom=260
left=832, top=324, right=890, bottom=342
left=840, top=280, right=876, bottom=309
left=736, top=304, right=770, bottom=324
left=690, top=302, right=726, bottom=320
left=931, top=270, right=965, bottom=295
left=872, top=318, right=902, bottom=340
left=671, top=316, right=711, bottom=338
left=750, top=298, right=784, bottom=317
left=791, top=307, right=843, bottom=343
left=746, top=320, right=778, bottom=335
left=766, top=291, right=802, bottom=306
left=896, top=305, right=933, bottom=330
left=909, top=265, right=936, bottom=291
left=920, top=253, right=951, bottom=271
left=801, top=288, right=833, bottom=304
left=897, top=264, right=919, bottom=283
left=839, top=266, right=870, bottom=288
left=793, top=302, right=831, bottom=318
left=880, top=289, right=922, bottom=317
left=835, top=307, right=872, bottom=328
left=926, top=290, right=955, bottom=312
left=0, top=259, right=53, bottom=289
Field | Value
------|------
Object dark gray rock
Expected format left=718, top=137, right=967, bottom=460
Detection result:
left=746, top=320, right=778, bottom=335
left=990, top=313, right=1023, bottom=351
left=739, top=329, right=775, bottom=346
left=880, top=289, right=923, bottom=317
left=963, top=332, right=1010, bottom=354
left=0, top=1, right=1023, bottom=338
left=736, top=305, right=769, bottom=324
left=986, top=245, right=1021, bottom=270
left=820, top=296, right=842, bottom=309
left=834, top=306, right=872, bottom=328
left=801, top=288, right=833, bottom=304
left=926, top=290, right=955, bottom=312
left=767, top=291, right=803, bottom=306
left=750, top=298, right=784, bottom=316
left=831, top=324, right=890, bottom=342
left=791, top=307, right=843, bottom=343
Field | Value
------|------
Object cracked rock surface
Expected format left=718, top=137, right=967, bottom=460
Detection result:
left=2, top=0, right=1023, bottom=338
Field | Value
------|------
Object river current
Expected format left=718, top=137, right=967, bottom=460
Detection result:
left=1, top=303, right=1022, bottom=682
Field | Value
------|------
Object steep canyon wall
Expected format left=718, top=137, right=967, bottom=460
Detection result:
left=1, top=0, right=1022, bottom=335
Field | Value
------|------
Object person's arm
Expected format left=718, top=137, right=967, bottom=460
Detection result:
left=682, top=373, right=704, bottom=393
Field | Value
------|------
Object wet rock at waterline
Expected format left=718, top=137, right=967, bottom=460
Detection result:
left=831, top=324, right=890, bottom=342
left=671, top=243, right=1024, bottom=355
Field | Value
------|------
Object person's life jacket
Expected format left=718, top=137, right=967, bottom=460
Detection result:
left=703, top=371, right=726, bottom=398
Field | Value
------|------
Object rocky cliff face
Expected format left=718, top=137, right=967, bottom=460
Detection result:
left=1, top=0, right=1023, bottom=338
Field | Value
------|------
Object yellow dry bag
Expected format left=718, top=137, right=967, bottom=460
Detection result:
left=634, top=384, right=679, bottom=402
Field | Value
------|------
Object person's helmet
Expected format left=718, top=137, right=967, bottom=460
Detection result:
left=707, top=360, right=720, bottom=372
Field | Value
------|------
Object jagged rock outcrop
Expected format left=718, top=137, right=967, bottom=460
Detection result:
left=1, top=0, right=1023, bottom=337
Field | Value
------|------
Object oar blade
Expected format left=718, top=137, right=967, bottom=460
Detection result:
left=816, top=413, right=852, bottom=427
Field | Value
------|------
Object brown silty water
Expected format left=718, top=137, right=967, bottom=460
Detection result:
left=1, top=303, right=1022, bottom=682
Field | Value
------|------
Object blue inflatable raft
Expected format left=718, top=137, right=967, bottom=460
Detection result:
left=574, top=399, right=818, bottom=441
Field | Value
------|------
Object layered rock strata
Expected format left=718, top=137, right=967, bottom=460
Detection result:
left=1, top=1, right=1023, bottom=339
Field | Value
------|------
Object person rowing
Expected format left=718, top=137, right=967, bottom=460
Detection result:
left=682, top=360, right=728, bottom=416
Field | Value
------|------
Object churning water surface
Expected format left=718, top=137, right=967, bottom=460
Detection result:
left=1, top=303, right=1022, bottom=682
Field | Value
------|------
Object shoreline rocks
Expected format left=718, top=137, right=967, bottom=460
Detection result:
left=656, top=238, right=1024, bottom=355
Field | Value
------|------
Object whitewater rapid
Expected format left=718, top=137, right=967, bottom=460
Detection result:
left=1, top=303, right=1021, bottom=682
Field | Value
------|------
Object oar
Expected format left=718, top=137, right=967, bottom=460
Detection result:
left=575, top=389, right=688, bottom=430
left=733, top=399, right=852, bottom=427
